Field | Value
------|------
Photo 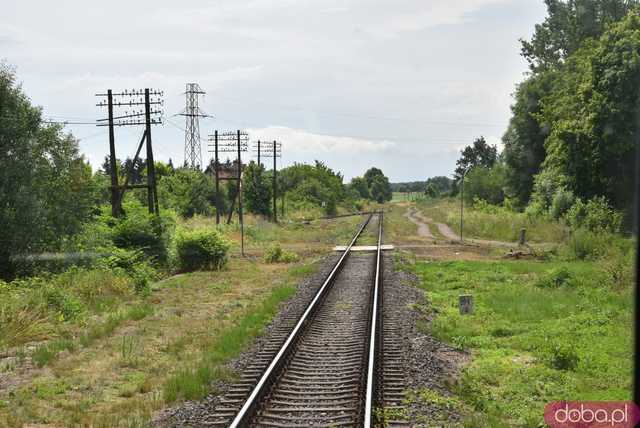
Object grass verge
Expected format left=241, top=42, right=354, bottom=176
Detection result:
left=411, top=259, right=632, bottom=427
left=163, top=284, right=295, bottom=402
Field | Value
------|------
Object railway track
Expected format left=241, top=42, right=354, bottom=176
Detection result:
left=200, top=212, right=408, bottom=427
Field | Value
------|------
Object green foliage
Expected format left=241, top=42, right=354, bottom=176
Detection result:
left=351, top=167, right=393, bottom=203
left=520, top=0, right=638, bottom=72
left=454, top=136, right=498, bottom=180
left=279, top=161, right=347, bottom=213
left=263, top=244, right=299, bottom=263
left=549, top=187, right=575, bottom=219
left=502, top=73, right=553, bottom=206
left=545, top=342, right=580, bottom=371
left=42, top=287, right=85, bottom=321
left=412, top=258, right=632, bottom=425
left=565, top=227, right=618, bottom=260
left=565, top=196, right=622, bottom=233
left=0, top=64, right=97, bottom=279
left=175, top=229, right=230, bottom=272
left=110, top=200, right=175, bottom=264
left=535, top=266, right=573, bottom=288
left=243, top=161, right=272, bottom=216
left=97, top=248, right=158, bottom=294
left=158, top=168, right=214, bottom=218
left=425, top=183, right=439, bottom=198
left=350, top=176, right=370, bottom=199
left=539, top=13, right=640, bottom=214
left=463, top=164, right=507, bottom=205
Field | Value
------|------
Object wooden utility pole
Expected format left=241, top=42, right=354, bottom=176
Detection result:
left=214, top=130, right=220, bottom=224
left=237, top=130, right=244, bottom=256
left=273, top=140, right=277, bottom=223
left=145, top=88, right=159, bottom=214
left=96, top=88, right=163, bottom=217
left=106, top=90, right=120, bottom=217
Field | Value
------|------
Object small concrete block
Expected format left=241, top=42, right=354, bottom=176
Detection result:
left=459, top=294, right=474, bottom=315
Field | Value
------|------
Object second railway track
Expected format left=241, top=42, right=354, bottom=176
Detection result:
left=199, top=212, right=407, bottom=427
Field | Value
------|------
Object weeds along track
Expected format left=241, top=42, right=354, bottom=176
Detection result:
left=197, top=212, right=408, bottom=427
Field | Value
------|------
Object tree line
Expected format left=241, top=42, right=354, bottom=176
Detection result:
left=0, top=62, right=395, bottom=278
left=451, top=0, right=639, bottom=230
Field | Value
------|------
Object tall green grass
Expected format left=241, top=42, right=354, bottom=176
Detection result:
left=419, top=198, right=567, bottom=243
left=413, top=259, right=633, bottom=426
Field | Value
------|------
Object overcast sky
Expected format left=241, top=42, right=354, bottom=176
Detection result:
left=2, top=0, right=547, bottom=182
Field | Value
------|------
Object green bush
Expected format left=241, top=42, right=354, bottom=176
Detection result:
left=565, top=228, right=610, bottom=260
left=463, top=165, right=507, bottom=206
left=535, top=266, right=572, bottom=288
left=544, top=343, right=579, bottom=371
left=263, top=244, right=299, bottom=263
left=549, top=188, right=575, bottom=220
left=96, top=248, right=158, bottom=295
left=175, top=229, right=230, bottom=272
left=42, top=287, right=84, bottom=321
left=110, top=201, right=175, bottom=264
left=565, top=196, right=622, bottom=233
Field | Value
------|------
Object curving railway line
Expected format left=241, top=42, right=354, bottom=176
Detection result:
left=200, top=212, right=408, bottom=427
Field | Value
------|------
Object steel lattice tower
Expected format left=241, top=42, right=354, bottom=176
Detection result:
left=180, top=83, right=208, bottom=169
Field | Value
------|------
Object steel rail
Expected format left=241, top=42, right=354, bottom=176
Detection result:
left=229, top=213, right=374, bottom=428
left=364, top=211, right=383, bottom=427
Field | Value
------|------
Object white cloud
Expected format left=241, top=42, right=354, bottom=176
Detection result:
left=2, top=0, right=547, bottom=181
left=247, top=126, right=396, bottom=154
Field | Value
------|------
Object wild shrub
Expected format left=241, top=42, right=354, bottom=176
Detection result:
left=565, top=196, right=622, bottom=233
left=41, top=286, right=84, bottom=321
left=110, top=201, right=175, bottom=264
left=0, top=288, right=51, bottom=348
left=97, top=248, right=158, bottom=294
left=565, top=228, right=610, bottom=260
left=535, top=266, right=572, bottom=288
left=175, top=229, right=230, bottom=272
left=549, top=188, right=575, bottom=220
left=263, top=244, right=299, bottom=263
left=599, top=247, right=634, bottom=289
left=544, top=343, right=579, bottom=371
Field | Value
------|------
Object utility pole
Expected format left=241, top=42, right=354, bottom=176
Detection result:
left=214, top=130, right=220, bottom=225
left=460, top=167, right=470, bottom=243
left=254, top=140, right=282, bottom=223
left=273, top=140, right=277, bottom=223
left=257, top=140, right=261, bottom=166
left=106, top=90, right=119, bottom=217
left=96, top=88, right=164, bottom=216
left=145, top=89, right=159, bottom=214
left=180, top=83, right=209, bottom=169
left=237, top=130, right=244, bottom=256
left=208, top=130, right=248, bottom=226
